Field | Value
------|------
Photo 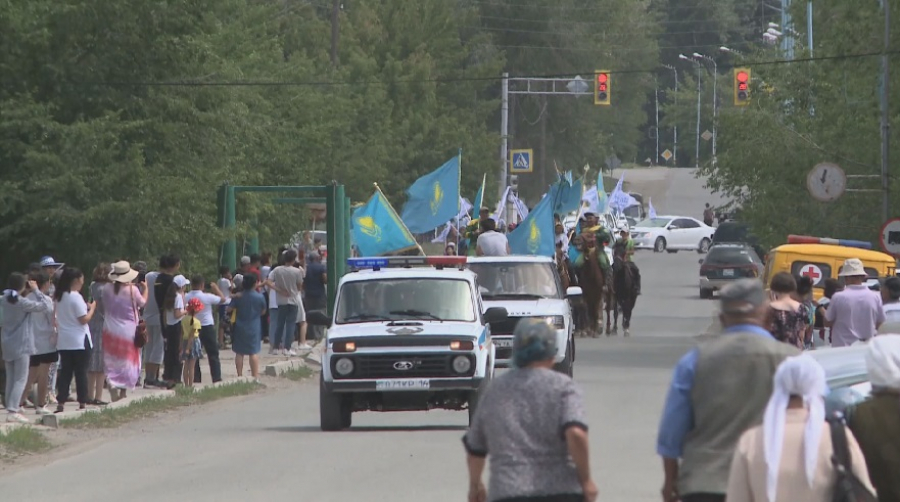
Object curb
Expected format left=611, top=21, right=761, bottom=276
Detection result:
left=264, top=359, right=309, bottom=377
left=1, top=376, right=263, bottom=432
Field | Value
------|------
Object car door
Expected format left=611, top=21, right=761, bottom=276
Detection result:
left=667, top=218, right=693, bottom=248
left=679, top=218, right=706, bottom=248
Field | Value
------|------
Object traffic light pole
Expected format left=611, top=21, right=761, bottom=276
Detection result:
left=499, top=74, right=594, bottom=200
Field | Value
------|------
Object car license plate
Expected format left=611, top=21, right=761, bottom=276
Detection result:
left=375, top=379, right=430, bottom=391
left=494, top=338, right=513, bottom=348
left=723, top=269, right=734, bottom=277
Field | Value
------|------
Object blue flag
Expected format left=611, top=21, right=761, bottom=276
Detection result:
left=473, top=174, right=486, bottom=216
left=401, top=154, right=461, bottom=234
left=352, top=190, right=418, bottom=256
left=508, top=194, right=555, bottom=257
left=546, top=178, right=583, bottom=215
left=597, top=171, right=609, bottom=213
left=648, top=197, right=657, bottom=219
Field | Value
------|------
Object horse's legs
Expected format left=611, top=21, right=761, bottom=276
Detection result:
left=622, top=297, right=634, bottom=336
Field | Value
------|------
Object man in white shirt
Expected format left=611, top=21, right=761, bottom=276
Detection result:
left=476, top=218, right=511, bottom=257
left=267, top=249, right=311, bottom=351
left=185, top=275, right=227, bottom=383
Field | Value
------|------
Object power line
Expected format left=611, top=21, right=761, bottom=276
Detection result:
left=62, top=50, right=900, bottom=88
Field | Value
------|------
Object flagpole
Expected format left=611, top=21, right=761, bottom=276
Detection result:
left=567, top=165, right=590, bottom=241
left=373, top=182, right=427, bottom=256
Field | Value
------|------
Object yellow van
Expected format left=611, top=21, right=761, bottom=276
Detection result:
left=764, top=242, right=897, bottom=301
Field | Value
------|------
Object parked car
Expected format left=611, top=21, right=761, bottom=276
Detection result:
left=698, top=243, right=764, bottom=299
left=631, top=215, right=714, bottom=253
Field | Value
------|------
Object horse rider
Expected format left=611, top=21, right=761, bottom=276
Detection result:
left=615, top=227, right=642, bottom=295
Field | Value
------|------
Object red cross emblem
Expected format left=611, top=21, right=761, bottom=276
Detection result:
left=800, top=264, right=823, bottom=284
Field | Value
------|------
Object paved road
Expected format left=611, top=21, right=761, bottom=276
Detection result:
left=0, top=169, right=727, bottom=502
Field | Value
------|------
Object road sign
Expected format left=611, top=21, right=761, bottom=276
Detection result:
left=661, top=149, right=673, bottom=162
left=879, top=218, right=900, bottom=256
left=567, top=76, right=589, bottom=95
left=799, top=264, right=824, bottom=285
left=701, top=130, right=713, bottom=141
left=806, top=162, right=846, bottom=203
left=510, top=149, right=533, bottom=173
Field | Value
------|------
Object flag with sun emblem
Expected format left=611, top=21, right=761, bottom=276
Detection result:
left=400, top=152, right=461, bottom=234
left=351, top=189, right=418, bottom=256
left=508, top=193, right=555, bottom=257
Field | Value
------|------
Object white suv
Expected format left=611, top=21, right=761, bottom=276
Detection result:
left=466, top=256, right=580, bottom=376
left=308, top=256, right=508, bottom=431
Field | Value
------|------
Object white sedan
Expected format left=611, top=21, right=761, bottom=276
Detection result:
left=630, top=215, right=714, bottom=253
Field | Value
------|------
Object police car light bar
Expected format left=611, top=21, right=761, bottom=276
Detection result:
left=347, top=256, right=467, bottom=270
left=787, top=235, right=873, bottom=250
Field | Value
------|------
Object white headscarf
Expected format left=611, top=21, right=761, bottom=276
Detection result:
left=762, top=354, right=827, bottom=502
left=866, top=334, right=900, bottom=389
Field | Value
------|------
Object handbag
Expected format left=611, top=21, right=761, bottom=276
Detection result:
left=827, top=413, right=877, bottom=502
left=130, top=285, right=148, bottom=348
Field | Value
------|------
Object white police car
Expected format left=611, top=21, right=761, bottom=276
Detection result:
left=467, top=256, right=580, bottom=376
left=307, top=256, right=508, bottom=431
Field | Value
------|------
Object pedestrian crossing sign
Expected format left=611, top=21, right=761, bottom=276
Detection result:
left=510, top=149, right=533, bottom=173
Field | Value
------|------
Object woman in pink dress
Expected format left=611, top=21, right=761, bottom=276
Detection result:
left=102, top=261, right=148, bottom=401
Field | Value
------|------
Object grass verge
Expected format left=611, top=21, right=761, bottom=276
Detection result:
left=279, top=366, right=314, bottom=381
left=0, top=427, right=52, bottom=457
left=60, top=380, right=263, bottom=429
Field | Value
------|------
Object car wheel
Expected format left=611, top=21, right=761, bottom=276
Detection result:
left=320, top=374, right=346, bottom=431
left=698, top=238, right=711, bottom=253
left=468, top=362, right=493, bottom=425
left=700, top=288, right=713, bottom=299
left=654, top=237, right=667, bottom=252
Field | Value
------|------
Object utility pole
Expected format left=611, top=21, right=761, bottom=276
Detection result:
left=330, top=0, right=340, bottom=66
left=663, top=64, right=678, bottom=165
left=655, top=87, right=660, bottom=164
left=694, top=54, right=718, bottom=163
left=881, top=0, right=891, bottom=221
left=499, top=72, right=509, bottom=202
left=695, top=66, right=701, bottom=169
left=807, top=1, right=813, bottom=57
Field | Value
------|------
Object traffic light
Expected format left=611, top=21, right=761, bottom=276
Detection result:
left=734, top=68, right=751, bottom=106
left=594, top=70, right=611, bottom=106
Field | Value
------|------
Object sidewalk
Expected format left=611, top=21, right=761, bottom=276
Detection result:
left=0, top=340, right=324, bottom=433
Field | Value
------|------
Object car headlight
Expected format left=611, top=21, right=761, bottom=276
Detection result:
left=452, top=355, right=472, bottom=374
left=335, top=357, right=355, bottom=376
left=545, top=315, right=565, bottom=329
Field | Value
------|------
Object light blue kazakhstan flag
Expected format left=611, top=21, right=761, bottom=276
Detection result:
left=596, top=170, right=609, bottom=213
left=508, top=194, right=555, bottom=257
left=546, top=177, right=583, bottom=215
left=401, top=152, right=461, bottom=234
left=472, top=173, right=486, bottom=215
left=352, top=187, right=419, bottom=256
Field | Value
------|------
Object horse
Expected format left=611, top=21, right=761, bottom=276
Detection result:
left=604, top=276, right=618, bottom=335
left=577, top=244, right=606, bottom=338
left=611, top=246, right=638, bottom=337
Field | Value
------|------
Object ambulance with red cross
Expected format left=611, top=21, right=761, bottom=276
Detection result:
left=763, top=235, right=897, bottom=301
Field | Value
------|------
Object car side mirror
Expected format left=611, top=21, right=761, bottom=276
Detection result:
left=483, top=307, right=508, bottom=324
left=566, top=286, right=583, bottom=297
left=307, top=310, right=332, bottom=328
left=699, top=259, right=704, bottom=264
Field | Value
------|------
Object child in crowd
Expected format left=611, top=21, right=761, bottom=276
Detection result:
left=181, top=298, right=204, bottom=388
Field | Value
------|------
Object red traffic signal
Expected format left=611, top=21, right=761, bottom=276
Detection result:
left=594, top=70, right=610, bottom=105
left=734, top=68, right=751, bottom=106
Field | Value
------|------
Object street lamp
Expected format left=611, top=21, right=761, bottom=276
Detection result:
left=693, top=53, right=718, bottom=163
left=679, top=54, right=702, bottom=168
left=662, top=64, right=678, bottom=165
left=719, top=46, right=744, bottom=57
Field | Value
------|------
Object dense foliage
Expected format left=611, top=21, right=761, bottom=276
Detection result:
left=1, top=0, right=896, bottom=276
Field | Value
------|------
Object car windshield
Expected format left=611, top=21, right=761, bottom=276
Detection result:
left=335, top=278, right=475, bottom=324
left=635, top=218, right=670, bottom=228
left=705, top=247, right=757, bottom=265
left=467, top=262, right=561, bottom=299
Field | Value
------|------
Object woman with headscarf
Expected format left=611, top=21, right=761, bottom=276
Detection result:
left=848, top=335, right=900, bottom=501
left=726, top=354, right=874, bottom=501
left=462, top=319, right=597, bottom=502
